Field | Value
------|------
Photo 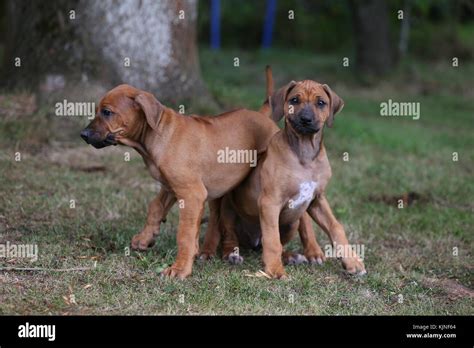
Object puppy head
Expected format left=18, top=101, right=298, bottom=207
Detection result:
left=271, top=80, right=344, bottom=135
left=80, top=84, right=163, bottom=149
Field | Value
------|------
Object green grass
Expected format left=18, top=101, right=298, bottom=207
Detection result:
left=0, top=49, right=473, bottom=315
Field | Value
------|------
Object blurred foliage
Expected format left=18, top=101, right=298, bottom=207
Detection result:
left=198, top=0, right=474, bottom=60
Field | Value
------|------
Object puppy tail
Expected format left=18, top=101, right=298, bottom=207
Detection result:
left=258, top=65, right=274, bottom=117
left=265, top=65, right=274, bottom=97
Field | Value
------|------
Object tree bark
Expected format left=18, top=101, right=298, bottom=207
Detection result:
left=1, top=0, right=205, bottom=103
left=350, top=0, right=394, bottom=76
left=398, top=0, right=411, bottom=58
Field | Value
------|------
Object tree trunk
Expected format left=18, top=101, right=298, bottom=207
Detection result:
left=1, top=0, right=205, bottom=103
left=350, top=0, right=394, bottom=76
left=398, top=0, right=411, bottom=58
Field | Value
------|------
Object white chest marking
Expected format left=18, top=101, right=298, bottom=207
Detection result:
left=290, top=181, right=318, bottom=209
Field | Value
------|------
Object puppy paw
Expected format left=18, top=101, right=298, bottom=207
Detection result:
left=284, top=253, right=308, bottom=266
left=304, top=249, right=325, bottom=265
left=160, top=264, right=192, bottom=279
left=225, top=253, right=244, bottom=265
left=198, top=252, right=215, bottom=261
left=265, top=265, right=288, bottom=279
left=307, top=256, right=324, bottom=265
left=342, top=257, right=366, bottom=276
left=131, top=233, right=155, bottom=251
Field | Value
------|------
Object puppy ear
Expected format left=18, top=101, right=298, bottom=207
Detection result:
left=322, top=84, right=344, bottom=128
left=135, top=92, right=164, bottom=130
left=270, top=81, right=297, bottom=122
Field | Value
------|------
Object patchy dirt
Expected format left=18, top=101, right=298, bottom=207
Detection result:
left=421, top=277, right=474, bottom=300
left=369, top=191, right=424, bottom=207
left=71, top=164, right=107, bottom=173
left=0, top=94, right=37, bottom=120
left=45, top=145, right=123, bottom=170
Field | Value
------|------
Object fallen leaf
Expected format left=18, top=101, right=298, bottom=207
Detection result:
left=243, top=270, right=272, bottom=279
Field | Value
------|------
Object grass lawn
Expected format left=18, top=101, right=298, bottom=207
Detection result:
left=0, top=49, right=472, bottom=315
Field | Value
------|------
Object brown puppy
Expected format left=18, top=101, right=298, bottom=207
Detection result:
left=203, top=78, right=366, bottom=278
left=80, top=75, right=280, bottom=279
left=199, top=72, right=325, bottom=267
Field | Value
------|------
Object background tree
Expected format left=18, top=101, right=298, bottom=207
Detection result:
left=1, top=0, right=205, bottom=103
left=350, top=0, right=394, bottom=76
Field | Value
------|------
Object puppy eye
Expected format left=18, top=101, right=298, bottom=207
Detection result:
left=289, top=97, right=299, bottom=105
left=317, top=100, right=326, bottom=107
left=102, top=109, right=112, bottom=117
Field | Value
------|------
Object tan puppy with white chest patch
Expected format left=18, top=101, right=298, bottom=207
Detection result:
left=202, top=76, right=366, bottom=278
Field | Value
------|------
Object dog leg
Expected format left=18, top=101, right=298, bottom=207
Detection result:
left=259, top=196, right=287, bottom=279
left=161, top=185, right=207, bottom=279
left=220, top=200, right=243, bottom=265
left=308, top=195, right=366, bottom=275
left=297, top=212, right=325, bottom=265
left=199, top=198, right=222, bottom=260
left=131, top=189, right=176, bottom=251
left=280, top=222, right=308, bottom=265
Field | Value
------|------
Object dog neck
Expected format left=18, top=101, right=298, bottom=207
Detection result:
left=283, top=121, right=324, bottom=164
left=124, top=107, right=178, bottom=164
left=120, top=118, right=148, bottom=156
left=119, top=137, right=151, bottom=162
left=118, top=116, right=158, bottom=164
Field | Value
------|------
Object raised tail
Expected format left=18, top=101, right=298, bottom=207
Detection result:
left=265, top=65, right=274, bottom=97
left=258, top=65, right=274, bottom=118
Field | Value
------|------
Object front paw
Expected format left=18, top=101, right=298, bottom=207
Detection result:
left=341, top=257, right=366, bottom=276
left=264, top=264, right=288, bottom=279
left=131, top=232, right=155, bottom=251
left=160, top=264, right=192, bottom=279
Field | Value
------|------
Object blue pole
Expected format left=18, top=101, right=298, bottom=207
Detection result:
left=262, top=0, right=277, bottom=49
left=210, top=0, right=221, bottom=50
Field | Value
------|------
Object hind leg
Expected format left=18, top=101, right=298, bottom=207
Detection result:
left=220, top=197, right=244, bottom=265
left=281, top=221, right=308, bottom=265
left=199, top=198, right=222, bottom=260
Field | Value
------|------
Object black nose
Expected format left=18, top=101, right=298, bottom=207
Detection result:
left=300, top=114, right=312, bottom=123
left=80, top=129, right=90, bottom=142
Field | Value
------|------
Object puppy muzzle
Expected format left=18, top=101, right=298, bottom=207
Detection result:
left=80, top=129, right=117, bottom=148
left=290, top=109, right=321, bottom=135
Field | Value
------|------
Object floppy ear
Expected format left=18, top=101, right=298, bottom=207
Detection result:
left=135, top=92, right=164, bottom=130
left=270, top=81, right=297, bottom=122
left=322, top=84, right=344, bottom=128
